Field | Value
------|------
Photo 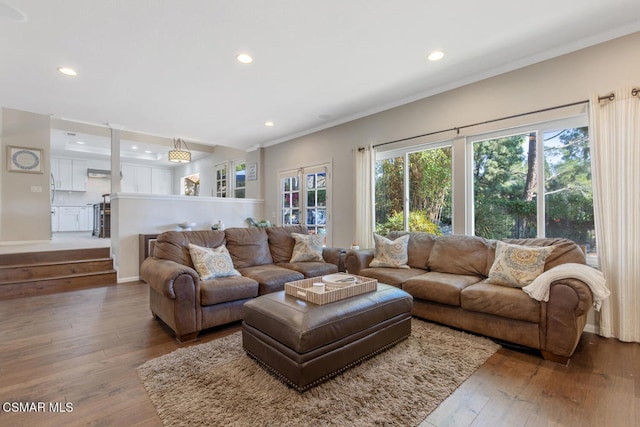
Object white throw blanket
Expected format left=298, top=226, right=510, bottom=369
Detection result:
left=522, top=263, right=610, bottom=311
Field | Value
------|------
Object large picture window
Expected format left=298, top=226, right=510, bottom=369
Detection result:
left=375, top=144, right=452, bottom=235
left=469, top=120, right=595, bottom=257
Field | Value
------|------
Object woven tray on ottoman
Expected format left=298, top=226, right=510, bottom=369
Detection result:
left=241, top=283, right=413, bottom=392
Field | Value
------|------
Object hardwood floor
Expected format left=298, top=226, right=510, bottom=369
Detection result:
left=0, top=282, right=637, bottom=427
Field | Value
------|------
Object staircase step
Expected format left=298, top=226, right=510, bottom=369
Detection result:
left=0, top=247, right=110, bottom=265
left=0, top=271, right=117, bottom=300
left=0, top=247, right=117, bottom=300
left=0, top=258, right=114, bottom=284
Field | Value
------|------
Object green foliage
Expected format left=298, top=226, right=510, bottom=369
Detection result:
left=375, top=147, right=452, bottom=233
left=376, top=210, right=441, bottom=236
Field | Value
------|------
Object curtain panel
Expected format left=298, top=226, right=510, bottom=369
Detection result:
left=354, top=145, right=375, bottom=249
left=590, top=87, right=640, bottom=343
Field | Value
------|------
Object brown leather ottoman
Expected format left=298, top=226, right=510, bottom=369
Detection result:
left=242, top=283, right=413, bottom=392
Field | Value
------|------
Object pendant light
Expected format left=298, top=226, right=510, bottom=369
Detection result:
left=169, top=138, right=191, bottom=163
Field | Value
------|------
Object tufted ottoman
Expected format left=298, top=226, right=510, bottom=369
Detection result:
left=242, top=283, right=413, bottom=392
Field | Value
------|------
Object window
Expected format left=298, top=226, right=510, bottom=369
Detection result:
left=279, top=163, right=331, bottom=242
left=232, top=160, right=245, bottom=198
left=214, top=162, right=227, bottom=197
left=182, top=173, right=200, bottom=196
left=469, top=120, right=595, bottom=258
left=375, top=144, right=452, bottom=235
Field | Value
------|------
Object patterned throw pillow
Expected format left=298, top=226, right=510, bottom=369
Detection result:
left=369, top=233, right=410, bottom=269
left=289, top=233, right=325, bottom=262
left=188, top=243, right=241, bottom=280
left=487, top=241, right=555, bottom=288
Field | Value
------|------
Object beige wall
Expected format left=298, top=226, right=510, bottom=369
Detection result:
left=262, top=32, right=640, bottom=249
left=0, top=108, right=52, bottom=242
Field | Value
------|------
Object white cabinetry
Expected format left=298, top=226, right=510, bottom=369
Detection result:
left=51, top=157, right=87, bottom=191
left=122, top=164, right=152, bottom=193
left=56, top=206, right=92, bottom=231
left=151, top=167, right=173, bottom=194
left=122, top=164, right=171, bottom=194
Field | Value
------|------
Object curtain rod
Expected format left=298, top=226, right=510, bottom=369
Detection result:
left=373, top=99, right=589, bottom=149
left=599, top=88, right=640, bottom=102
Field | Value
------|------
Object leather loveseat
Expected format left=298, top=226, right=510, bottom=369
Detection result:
left=345, top=232, right=594, bottom=364
left=141, top=225, right=342, bottom=342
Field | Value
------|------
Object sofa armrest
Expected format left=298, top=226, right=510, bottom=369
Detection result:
left=344, top=249, right=374, bottom=275
left=543, top=278, right=594, bottom=361
left=322, top=247, right=346, bottom=272
left=140, top=257, right=200, bottom=299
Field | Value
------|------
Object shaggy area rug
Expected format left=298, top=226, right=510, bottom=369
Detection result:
left=138, top=318, right=500, bottom=427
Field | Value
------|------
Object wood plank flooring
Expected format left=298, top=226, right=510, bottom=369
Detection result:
left=0, top=282, right=637, bottom=427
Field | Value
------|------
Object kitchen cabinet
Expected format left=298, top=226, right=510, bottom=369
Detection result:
left=51, top=157, right=87, bottom=191
left=122, top=164, right=152, bottom=193
left=56, top=206, right=92, bottom=232
left=151, top=167, right=173, bottom=194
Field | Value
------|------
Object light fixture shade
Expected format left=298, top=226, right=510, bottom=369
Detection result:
left=169, top=138, right=191, bottom=163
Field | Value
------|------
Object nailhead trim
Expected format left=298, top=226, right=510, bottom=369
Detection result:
left=243, top=333, right=410, bottom=393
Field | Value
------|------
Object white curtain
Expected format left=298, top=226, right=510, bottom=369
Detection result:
left=354, top=145, right=375, bottom=249
left=590, top=87, right=640, bottom=343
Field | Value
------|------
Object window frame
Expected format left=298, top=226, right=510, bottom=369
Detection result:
left=213, top=161, right=228, bottom=198
left=278, top=161, right=332, bottom=245
left=231, top=159, right=246, bottom=198
left=465, top=115, right=589, bottom=238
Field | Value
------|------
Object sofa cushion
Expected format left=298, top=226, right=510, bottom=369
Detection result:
left=370, top=233, right=410, bottom=269
left=238, top=264, right=304, bottom=295
left=428, top=235, right=491, bottom=277
left=225, top=227, right=273, bottom=269
left=276, top=261, right=338, bottom=278
left=387, top=231, right=436, bottom=269
left=402, top=272, right=483, bottom=307
left=200, top=275, right=259, bottom=306
left=266, top=225, right=309, bottom=263
left=461, top=281, right=540, bottom=323
left=290, top=233, right=325, bottom=262
left=358, top=267, right=426, bottom=288
left=486, top=241, right=554, bottom=288
left=188, top=243, right=241, bottom=280
left=153, top=230, right=226, bottom=268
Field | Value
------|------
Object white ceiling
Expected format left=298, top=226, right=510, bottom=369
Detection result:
left=2, top=1, right=640, bottom=152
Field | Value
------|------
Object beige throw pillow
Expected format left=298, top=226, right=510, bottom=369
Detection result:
left=369, top=233, right=410, bottom=269
left=188, top=243, right=241, bottom=280
left=487, top=241, right=554, bottom=288
left=289, top=233, right=325, bottom=262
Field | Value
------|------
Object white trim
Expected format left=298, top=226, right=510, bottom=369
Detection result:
left=111, top=192, right=263, bottom=204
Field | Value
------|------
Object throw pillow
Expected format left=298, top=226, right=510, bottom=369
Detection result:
left=369, top=233, right=410, bottom=269
left=188, top=243, right=241, bottom=280
left=487, top=241, right=555, bottom=288
left=289, top=233, right=325, bottom=262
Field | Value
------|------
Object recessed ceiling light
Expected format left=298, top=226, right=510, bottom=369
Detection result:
left=131, top=145, right=138, bottom=150
left=427, top=50, right=444, bottom=61
left=236, top=53, right=253, bottom=64
left=57, top=67, right=77, bottom=76
left=76, top=141, right=85, bottom=145
left=144, top=150, right=152, bottom=154
left=265, top=121, right=275, bottom=127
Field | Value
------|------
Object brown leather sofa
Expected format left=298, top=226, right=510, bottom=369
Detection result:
left=344, top=232, right=593, bottom=364
left=141, top=225, right=342, bottom=342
